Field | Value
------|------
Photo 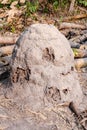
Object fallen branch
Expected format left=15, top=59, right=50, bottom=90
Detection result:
left=64, top=14, right=87, bottom=21
left=0, top=45, right=14, bottom=56
left=54, top=14, right=87, bottom=23
left=0, top=36, right=18, bottom=45
left=75, top=58, right=87, bottom=69
left=78, top=6, right=87, bottom=13
left=69, top=35, right=81, bottom=42
left=69, top=0, right=76, bottom=12
left=59, top=22, right=86, bottom=30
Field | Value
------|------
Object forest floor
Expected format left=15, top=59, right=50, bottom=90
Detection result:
left=0, top=2, right=87, bottom=130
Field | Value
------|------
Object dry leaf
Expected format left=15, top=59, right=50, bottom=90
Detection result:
left=6, top=8, right=22, bottom=22
left=1, top=0, right=9, bottom=4
left=10, top=1, right=18, bottom=9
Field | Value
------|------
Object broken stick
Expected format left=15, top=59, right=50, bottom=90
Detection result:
left=59, top=22, right=86, bottom=30
left=0, top=36, right=18, bottom=45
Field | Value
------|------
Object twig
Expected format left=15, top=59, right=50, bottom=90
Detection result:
left=78, top=6, right=87, bottom=13
left=64, top=14, right=87, bottom=21
left=69, top=0, right=76, bottom=12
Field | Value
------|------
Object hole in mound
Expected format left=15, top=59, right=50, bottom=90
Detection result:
left=12, top=67, right=31, bottom=83
left=45, top=86, right=61, bottom=102
left=71, top=66, right=74, bottom=71
left=42, top=47, right=55, bottom=62
left=63, top=89, right=68, bottom=95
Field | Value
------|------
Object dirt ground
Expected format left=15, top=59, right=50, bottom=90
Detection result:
left=0, top=3, right=87, bottom=129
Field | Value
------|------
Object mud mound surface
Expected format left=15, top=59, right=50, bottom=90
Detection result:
left=0, top=24, right=84, bottom=130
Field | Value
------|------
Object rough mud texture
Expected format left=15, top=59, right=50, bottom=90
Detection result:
left=9, top=24, right=83, bottom=109
left=0, top=24, right=84, bottom=130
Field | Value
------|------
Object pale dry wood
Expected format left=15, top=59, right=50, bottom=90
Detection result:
left=64, top=14, right=87, bottom=21
left=78, top=6, right=87, bottom=13
left=69, top=35, right=81, bottom=42
left=75, top=58, right=87, bottom=69
left=69, top=0, right=76, bottom=12
left=0, top=36, right=18, bottom=45
left=59, top=22, right=86, bottom=30
left=0, top=45, right=14, bottom=56
left=54, top=14, right=87, bottom=22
